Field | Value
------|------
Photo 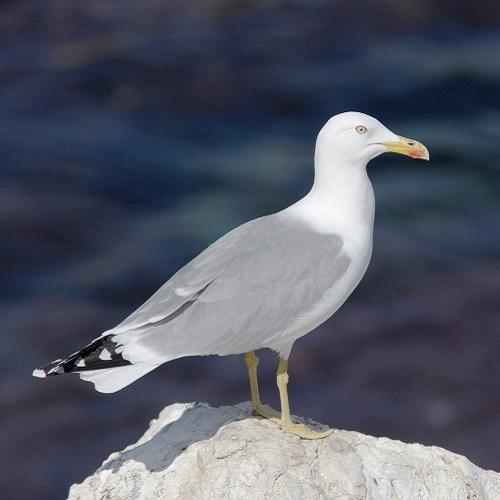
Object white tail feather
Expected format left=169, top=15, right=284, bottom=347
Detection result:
left=79, top=364, right=159, bottom=393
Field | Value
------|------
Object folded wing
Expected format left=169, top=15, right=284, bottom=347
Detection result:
left=108, top=214, right=349, bottom=365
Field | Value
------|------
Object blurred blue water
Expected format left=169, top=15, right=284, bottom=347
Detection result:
left=1, top=2, right=500, bottom=499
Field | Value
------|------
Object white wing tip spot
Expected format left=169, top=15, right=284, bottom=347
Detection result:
left=32, top=369, right=46, bottom=378
left=99, top=348, right=112, bottom=361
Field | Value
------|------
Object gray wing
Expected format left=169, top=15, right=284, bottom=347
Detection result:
left=110, top=213, right=350, bottom=362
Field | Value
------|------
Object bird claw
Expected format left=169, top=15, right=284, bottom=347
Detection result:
left=278, top=421, right=333, bottom=440
left=251, top=402, right=281, bottom=420
left=251, top=403, right=332, bottom=439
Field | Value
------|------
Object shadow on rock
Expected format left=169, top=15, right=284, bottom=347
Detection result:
left=101, top=402, right=251, bottom=473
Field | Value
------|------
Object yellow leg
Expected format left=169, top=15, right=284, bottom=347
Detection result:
left=276, top=357, right=333, bottom=440
left=244, top=351, right=280, bottom=419
left=276, top=358, right=292, bottom=421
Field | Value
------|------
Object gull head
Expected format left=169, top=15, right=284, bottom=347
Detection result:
left=316, top=111, right=429, bottom=166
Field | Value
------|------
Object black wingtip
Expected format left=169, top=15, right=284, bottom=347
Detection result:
left=32, top=358, right=66, bottom=378
left=32, top=336, right=131, bottom=379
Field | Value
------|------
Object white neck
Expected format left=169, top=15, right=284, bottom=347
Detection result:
left=284, top=142, right=375, bottom=250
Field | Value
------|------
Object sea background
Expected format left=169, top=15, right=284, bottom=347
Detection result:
left=1, top=1, right=500, bottom=498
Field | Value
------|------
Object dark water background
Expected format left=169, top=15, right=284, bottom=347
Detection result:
left=2, top=1, right=500, bottom=498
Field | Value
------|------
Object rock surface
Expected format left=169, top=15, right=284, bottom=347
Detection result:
left=69, top=402, right=500, bottom=500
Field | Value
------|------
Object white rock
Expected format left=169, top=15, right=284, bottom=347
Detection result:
left=68, top=402, right=500, bottom=500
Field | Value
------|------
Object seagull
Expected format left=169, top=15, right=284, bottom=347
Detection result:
left=33, top=112, right=429, bottom=439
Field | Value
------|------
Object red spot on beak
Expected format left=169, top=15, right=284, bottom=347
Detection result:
left=409, top=150, right=423, bottom=159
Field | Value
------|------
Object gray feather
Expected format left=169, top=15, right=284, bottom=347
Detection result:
left=110, top=213, right=350, bottom=362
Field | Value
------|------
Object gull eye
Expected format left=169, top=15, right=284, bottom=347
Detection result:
left=355, top=125, right=368, bottom=134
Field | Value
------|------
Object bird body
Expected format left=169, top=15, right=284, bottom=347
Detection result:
left=34, top=112, right=429, bottom=437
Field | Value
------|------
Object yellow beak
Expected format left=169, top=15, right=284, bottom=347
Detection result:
left=380, top=136, right=430, bottom=160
